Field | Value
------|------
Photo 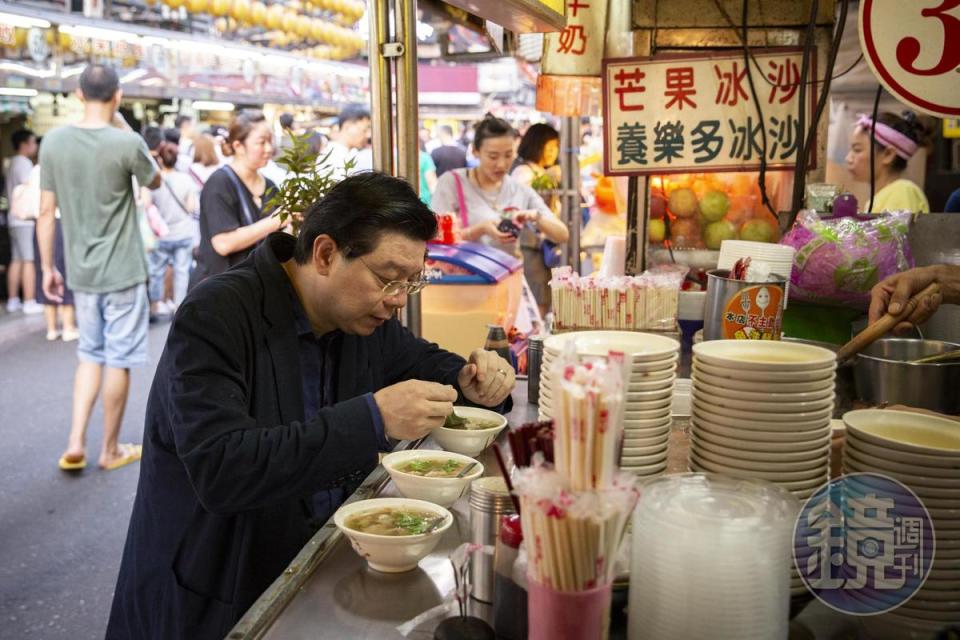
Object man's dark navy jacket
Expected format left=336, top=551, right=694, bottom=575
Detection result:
left=106, top=233, right=477, bottom=639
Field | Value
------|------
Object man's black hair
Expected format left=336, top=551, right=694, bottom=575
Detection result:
left=79, top=64, right=120, bottom=103
left=11, top=129, right=35, bottom=151
left=337, top=104, right=371, bottom=128
left=294, top=172, right=437, bottom=264
left=279, top=112, right=295, bottom=130
left=163, top=128, right=181, bottom=145
left=174, top=114, right=192, bottom=130
left=142, top=126, right=164, bottom=152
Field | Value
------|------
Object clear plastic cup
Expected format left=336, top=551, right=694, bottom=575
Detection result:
left=527, top=578, right=612, bottom=640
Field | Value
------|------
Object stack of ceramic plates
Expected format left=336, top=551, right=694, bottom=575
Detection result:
left=842, top=409, right=960, bottom=631
left=540, top=331, right=680, bottom=479
left=689, top=340, right=837, bottom=597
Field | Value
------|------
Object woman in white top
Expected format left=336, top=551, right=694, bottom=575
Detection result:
left=432, top=115, right=569, bottom=313
left=148, top=141, right=198, bottom=313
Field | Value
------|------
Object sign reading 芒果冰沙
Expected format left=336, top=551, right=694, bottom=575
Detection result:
left=602, top=49, right=817, bottom=176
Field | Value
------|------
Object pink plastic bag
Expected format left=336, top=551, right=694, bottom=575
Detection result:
left=780, top=210, right=914, bottom=309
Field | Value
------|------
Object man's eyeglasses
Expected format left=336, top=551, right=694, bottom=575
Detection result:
left=357, top=256, right=428, bottom=298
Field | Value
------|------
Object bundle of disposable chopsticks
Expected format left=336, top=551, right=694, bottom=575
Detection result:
left=511, top=348, right=638, bottom=593
left=549, top=266, right=684, bottom=332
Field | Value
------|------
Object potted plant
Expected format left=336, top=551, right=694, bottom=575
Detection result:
left=265, top=132, right=354, bottom=236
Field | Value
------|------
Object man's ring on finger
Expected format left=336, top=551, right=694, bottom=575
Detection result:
left=496, top=368, right=507, bottom=376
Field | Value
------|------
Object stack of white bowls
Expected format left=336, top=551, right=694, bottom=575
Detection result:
left=689, top=339, right=837, bottom=598
left=540, top=331, right=680, bottom=479
left=842, top=409, right=960, bottom=634
left=629, top=474, right=796, bottom=640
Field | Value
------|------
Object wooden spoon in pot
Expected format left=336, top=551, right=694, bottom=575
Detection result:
left=836, top=282, right=941, bottom=363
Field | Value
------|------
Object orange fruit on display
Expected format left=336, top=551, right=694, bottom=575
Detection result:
left=668, top=188, right=699, bottom=219
left=670, top=218, right=700, bottom=245
left=594, top=176, right=617, bottom=213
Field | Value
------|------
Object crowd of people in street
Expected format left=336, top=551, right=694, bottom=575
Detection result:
left=0, top=64, right=570, bottom=479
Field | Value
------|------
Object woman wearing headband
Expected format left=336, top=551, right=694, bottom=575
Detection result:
left=845, top=111, right=929, bottom=214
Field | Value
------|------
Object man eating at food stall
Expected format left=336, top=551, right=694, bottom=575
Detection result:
left=106, top=173, right=516, bottom=640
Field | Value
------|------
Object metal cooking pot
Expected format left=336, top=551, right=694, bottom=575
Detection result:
left=783, top=337, right=856, bottom=417
left=853, top=339, right=960, bottom=415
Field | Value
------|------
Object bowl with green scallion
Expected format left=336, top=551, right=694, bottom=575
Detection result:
left=382, top=449, right=484, bottom=507
left=334, top=497, right=454, bottom=572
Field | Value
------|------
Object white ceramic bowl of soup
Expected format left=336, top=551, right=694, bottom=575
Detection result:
left=334, top=497, right=453, bottom=573
left=432, top=406, right=508, bottom=457
left=383, top=450, right=484, bottom=507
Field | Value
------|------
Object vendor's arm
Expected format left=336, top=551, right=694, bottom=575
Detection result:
left=165, top=298, right=396, bottom=515
left=868, top=264, right=960, bottom=334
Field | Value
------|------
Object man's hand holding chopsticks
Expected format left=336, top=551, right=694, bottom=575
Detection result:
left=458, top=349, right=516, bottom=407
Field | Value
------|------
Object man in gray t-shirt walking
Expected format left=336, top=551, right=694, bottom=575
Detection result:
left=38, top=64, right=160, bottom=472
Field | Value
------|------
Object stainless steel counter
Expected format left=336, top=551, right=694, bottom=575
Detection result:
left=229, top=383, right=860, bottom=640
left=227, top=390, right=539, bottom=640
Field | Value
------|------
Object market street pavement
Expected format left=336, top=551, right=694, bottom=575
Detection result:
left=0, top=314, right=170, bottom=639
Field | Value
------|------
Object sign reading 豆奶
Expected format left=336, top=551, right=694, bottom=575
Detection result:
left=602, top=50, right=816, bottom=176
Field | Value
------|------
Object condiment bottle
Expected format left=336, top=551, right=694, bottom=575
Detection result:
left=492, top=515, right=527, bottom=640
left=484, top=325, right=512, bottom=367
left=526, top=335, right=543, bottom=405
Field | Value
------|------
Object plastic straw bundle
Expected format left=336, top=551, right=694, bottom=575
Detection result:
left=549, top=267, right=685, bottom=332
left=552, top=355, right=626, bottom=492
left=514, top=466, right=639, bottom=592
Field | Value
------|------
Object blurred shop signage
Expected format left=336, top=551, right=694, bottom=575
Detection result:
left=541, top=0, right=608, bottom=76
left=441, top=0, right=566, bottom=33
left=27, top=28, right=51, bottom=63
left=602, top=49, right=815, bottom=176
left=859, top=0, right=960, bottom=118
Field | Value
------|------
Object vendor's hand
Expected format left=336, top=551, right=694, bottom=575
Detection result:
left=458, top=349, right=515, bottom=407
left=868, top=266, right=943, bottom=335
left=42, top=267, right=64, bottom=304
left=374, top=380, right=458, bottom=441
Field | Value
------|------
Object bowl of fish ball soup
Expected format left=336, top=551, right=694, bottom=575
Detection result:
left=432, top=406, right=508, bottom=457
left=334, top=498, right=453, bottom=572
left=382, top=450, right=484, bottom=507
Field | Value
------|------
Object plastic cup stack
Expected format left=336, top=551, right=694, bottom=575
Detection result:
left=628, top=474, right=797, bottom=640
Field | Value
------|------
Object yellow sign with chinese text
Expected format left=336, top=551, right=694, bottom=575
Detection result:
left=603, top=50, right=815, bottom=176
